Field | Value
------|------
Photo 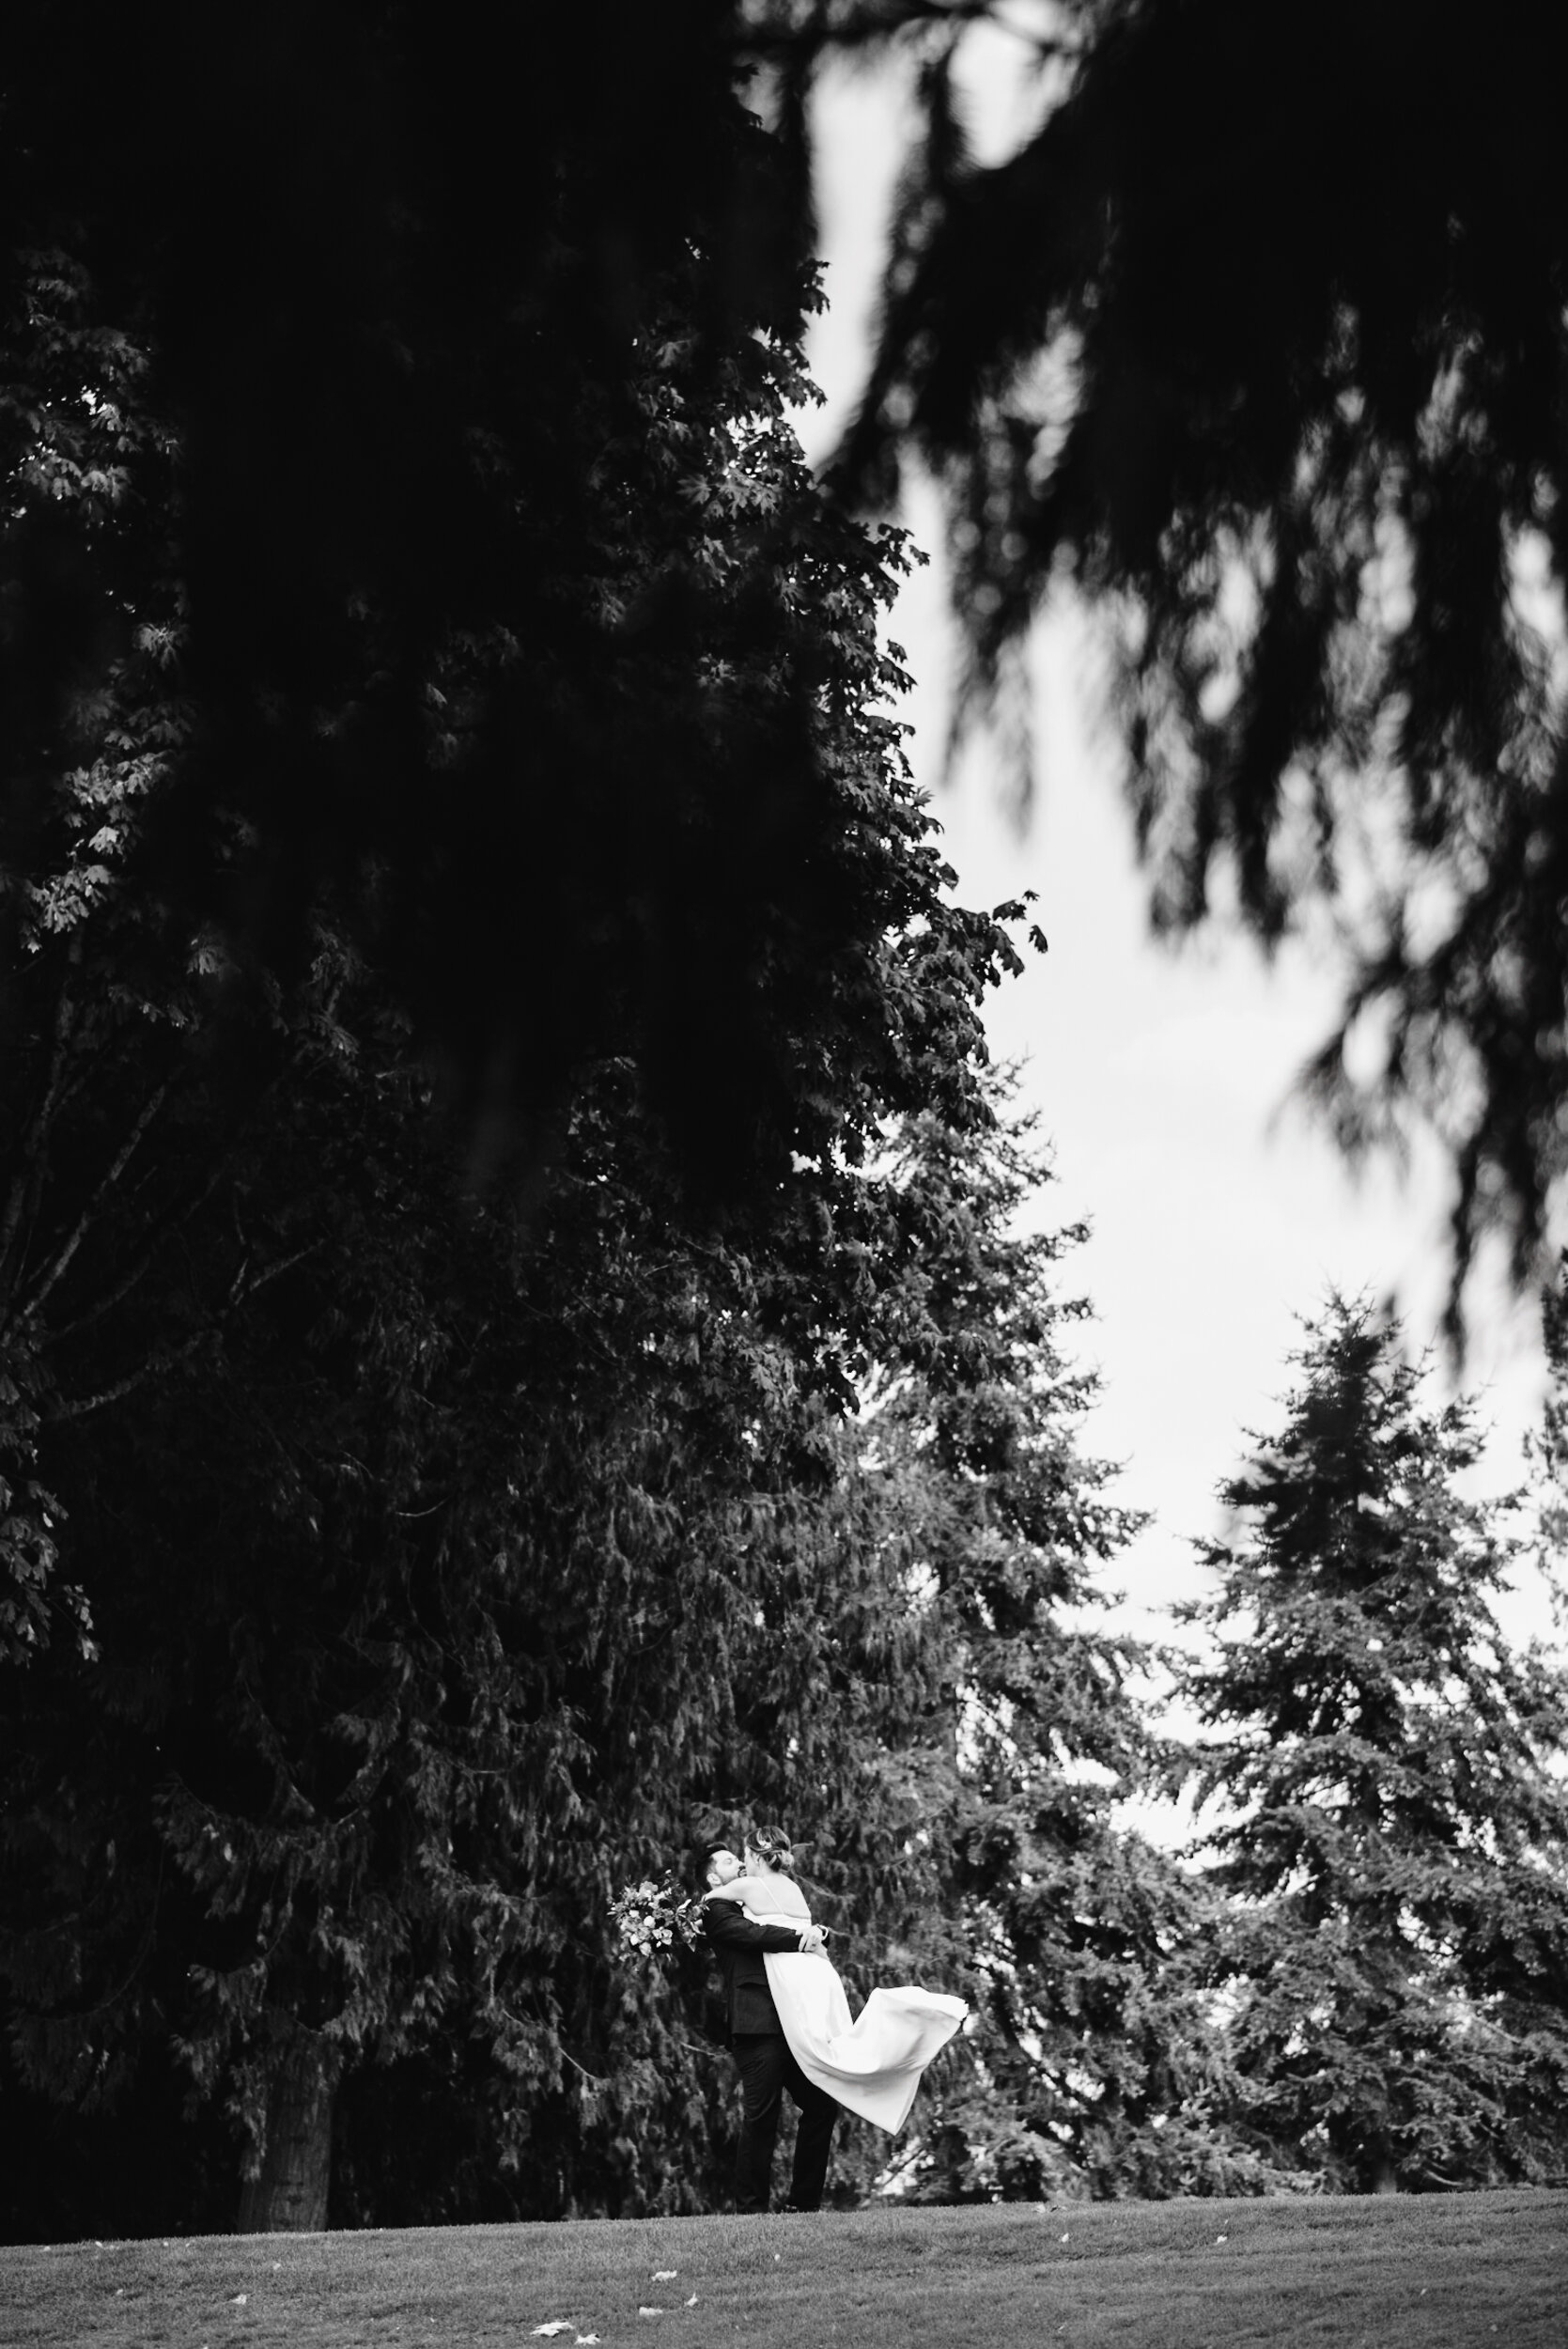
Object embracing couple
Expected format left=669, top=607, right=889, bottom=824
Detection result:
left=699, top=1825, right=966, bottom=2215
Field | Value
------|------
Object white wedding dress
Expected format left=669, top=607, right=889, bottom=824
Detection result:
left=715, top=1872, right=967, bottom=2135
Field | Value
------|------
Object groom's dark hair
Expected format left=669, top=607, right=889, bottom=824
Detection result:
left=697, top=1837, right=731, bottom=1891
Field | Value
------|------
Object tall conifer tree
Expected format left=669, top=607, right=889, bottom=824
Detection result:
left=1178, top=1294, right=1568, bottom=2190
left=0, top=253, right=1045, bottom=2233
left=748, top=1086, right=1266, bottom=2203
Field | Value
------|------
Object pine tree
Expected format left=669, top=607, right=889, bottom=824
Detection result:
left=1178, top=1294, right=1568, bottom=2191
left=727, top=1081, right=1267, bottom=2202
left=0, top=273, right=1045, bottom=2232
left=1529, top=1252, right=1568, bottom=1583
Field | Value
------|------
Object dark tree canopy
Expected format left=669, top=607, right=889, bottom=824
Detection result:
left=14, top=0, right=1568, bottom=1298
left=756, top=0, right=1568, bottom=1316
left=0, top=103, right=1058, bottom=2213
left=1, top=1, right=844, bottom=1201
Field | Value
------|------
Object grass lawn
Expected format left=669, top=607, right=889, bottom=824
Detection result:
left=2, top=2192, right=1562, bottom=2349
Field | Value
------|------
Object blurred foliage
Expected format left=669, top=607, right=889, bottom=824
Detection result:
left=16, top=0, right=1568, bottom=1311
left=749, top=0, right=1568, bottom=1318
left=12, top=0, right=1568, bottom=1310
left=1176, top=1293, right=1568, bottom=2191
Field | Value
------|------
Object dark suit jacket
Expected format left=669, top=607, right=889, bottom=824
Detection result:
left=703, top=1903, right=807, bottom=2039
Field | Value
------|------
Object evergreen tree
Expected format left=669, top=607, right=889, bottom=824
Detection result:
left=715, top=1084, right=1267, bottom=2203
left=864, top=1095, right=1267, bottom=2201
left=0, top=179, right=1033, bottom=1666
left=1178, top=1294, right=1568, bottom=2191
left=0, top=2, right=938, bottom=1206
left=0, top=256, right=1048, bottom=2229
left=1529, top=1252, right=1568, bottom=1587
left=0, top=967, right=1018, bottom=2238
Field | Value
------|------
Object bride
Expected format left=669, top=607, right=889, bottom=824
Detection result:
left=706, top=1827, right=967, bottom=2135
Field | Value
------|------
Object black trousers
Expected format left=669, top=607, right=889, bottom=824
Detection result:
left=730, top=2031, right=837, bottom=2213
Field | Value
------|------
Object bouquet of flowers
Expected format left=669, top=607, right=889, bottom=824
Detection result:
left=610, top=1872, right=706, bottom=1961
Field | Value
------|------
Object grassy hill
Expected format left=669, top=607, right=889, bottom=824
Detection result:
left=2, top=2192, right=1563, bottom=2348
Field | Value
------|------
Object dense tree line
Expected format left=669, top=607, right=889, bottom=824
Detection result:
left=9, top=989, right=1568, bottom=2231
left=0, top=171, right=1050, bottom=2223
left=5, top=0, right=1568, bottom=2241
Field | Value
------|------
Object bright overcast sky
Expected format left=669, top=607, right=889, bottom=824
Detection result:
left=798, top=47, right=1558, bottom=1651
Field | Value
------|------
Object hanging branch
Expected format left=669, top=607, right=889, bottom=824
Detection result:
left=0, top=939, right=85, bottom=1308
left=45, top=1158, right=232, bottom=1343
left=49, top=1239, right=321, bottom=1422
left=13, top=1081, right=170, bottom=1330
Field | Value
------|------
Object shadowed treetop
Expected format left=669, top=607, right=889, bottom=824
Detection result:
left=0, top=2, right=837, bottom=1209
left=11, top=0, right=1568, bottom=1314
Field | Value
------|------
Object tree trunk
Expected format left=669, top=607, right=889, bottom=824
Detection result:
left=237, top=2025, right=340, bottom=2232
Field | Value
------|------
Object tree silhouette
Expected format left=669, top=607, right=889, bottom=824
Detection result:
left=2, top=2, right=834, bottom=1199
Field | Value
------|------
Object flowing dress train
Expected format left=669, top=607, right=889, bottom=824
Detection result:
left=761, top=1948, right=967, bottom=2134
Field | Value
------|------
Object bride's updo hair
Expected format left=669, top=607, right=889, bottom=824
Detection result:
left=749, top=1824, right=794, bottom=1872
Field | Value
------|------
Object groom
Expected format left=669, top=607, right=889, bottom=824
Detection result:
left=700, top=1839, right=838, bottom=2214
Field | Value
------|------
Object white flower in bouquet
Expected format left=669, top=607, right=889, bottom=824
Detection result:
left=611, top=1870, right=705, bottom=1963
